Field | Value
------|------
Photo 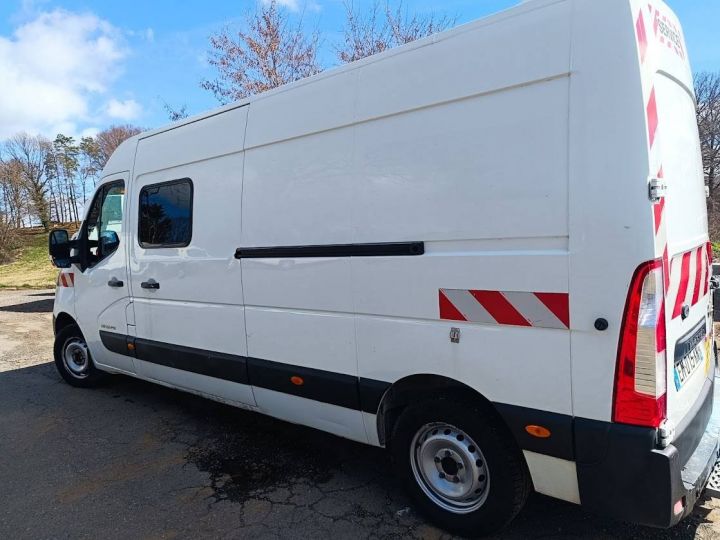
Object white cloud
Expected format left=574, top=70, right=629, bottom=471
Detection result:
left=0, top=9, right=128, bottom=139
left=81, top=127, right=100, bottom=138
left=262, top=0, right=299, bottom=10
left=106, top=98, right=141, bottom=120
left=261, top=0, right=321, bottom=13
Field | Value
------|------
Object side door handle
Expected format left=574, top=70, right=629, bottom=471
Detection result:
left=107, top=277, right=124, bottom=288
left=140, top=279, right=160, bottom=290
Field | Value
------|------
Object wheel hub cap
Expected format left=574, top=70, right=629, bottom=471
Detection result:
left=63, top=338, right=90, bottom=378
left=411, top=422, right=489, bottom=514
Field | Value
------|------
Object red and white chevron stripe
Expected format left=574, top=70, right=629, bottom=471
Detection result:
left=667, top=244, right=712, bottom=320
left=439, top=289, right=569, bottom=330
left=57, top=272, right=74, bottom=288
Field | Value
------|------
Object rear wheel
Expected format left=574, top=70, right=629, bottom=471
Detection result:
left=391, top=399, right=530, bottom=537
left=53, top=324, right=106, bottom=388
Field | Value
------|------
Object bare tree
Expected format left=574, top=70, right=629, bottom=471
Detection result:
left=85, top=125, right=143, bottom=174
left=337, top=1, right=455, bottom=63
left=696, top=73, right=720, bottom=195
left=163, top=101, right=190, bottom=122
left=3, top=134, right=52, bottom=231
left=0, top=158, right=21, bottom=262
left=0, top=158, right=28, bottom=228
left=201, top=0, right=321, bottom=104
left=695, top=72, right=720, bottom=240
left=337, top=1, right=391, bottom=63
left=0, top=210, right=19, bottom=264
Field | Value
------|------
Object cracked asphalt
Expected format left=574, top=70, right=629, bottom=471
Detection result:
left=3, top=289, right=720, bottom=539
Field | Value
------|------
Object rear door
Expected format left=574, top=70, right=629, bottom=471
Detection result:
left=648, top=1, right=712, bottom=427
left=656, top=73, right=713, bottom=426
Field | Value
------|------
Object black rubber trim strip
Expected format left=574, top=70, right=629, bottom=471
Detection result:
left=247, top=357, right=360, bottom=409
left=234, top=242, right=424, bottom=259
left=494, top=403, right=574, bottom=461
left=134, top=338, right=249, bottom=385
left=99, top=330, right=132, bottom=356
left=98, top=331, right=390, bottom=412
left=359, top=378, right=391, bottom=414
left=100, top=331, right=249, bottom=384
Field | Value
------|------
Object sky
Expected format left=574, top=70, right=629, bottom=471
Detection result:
left=0, top=0, right=718, bottom=140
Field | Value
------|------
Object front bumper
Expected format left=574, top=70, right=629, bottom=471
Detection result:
left=574, top=376, right=720, bottom=528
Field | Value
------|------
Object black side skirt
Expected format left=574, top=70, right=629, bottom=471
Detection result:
left=99, top=331, right=575, bottom=460
left=99, top=331, right=389, bottom=415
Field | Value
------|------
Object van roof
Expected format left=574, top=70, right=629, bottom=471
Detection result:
left=133, top=0, right=563, bottom=142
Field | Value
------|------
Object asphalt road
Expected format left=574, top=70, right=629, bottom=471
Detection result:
left=2, top=288, right=720, bottom=539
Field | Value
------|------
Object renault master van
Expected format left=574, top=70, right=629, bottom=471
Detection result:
left=48, top=0, right=719, bottom=535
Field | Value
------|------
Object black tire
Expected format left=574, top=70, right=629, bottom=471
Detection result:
left=53, top=324, right=106, bottom=388
left=391, top=398, right=530, bottom=537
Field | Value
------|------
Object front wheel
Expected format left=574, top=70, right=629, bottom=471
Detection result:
left=53, top=324, right=106, bottom=388
left=391, top=399, right=530, bottom=537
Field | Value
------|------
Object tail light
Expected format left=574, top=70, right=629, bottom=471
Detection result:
left=613, top=259, right=667, bottom=427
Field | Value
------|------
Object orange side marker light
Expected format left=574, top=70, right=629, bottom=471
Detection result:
left=525, top=425, right=551, bottom=439
left=290, top=376, right=304, bottom=386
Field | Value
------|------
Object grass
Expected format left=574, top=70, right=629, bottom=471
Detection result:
left=0, top=227, right=76, bottom=289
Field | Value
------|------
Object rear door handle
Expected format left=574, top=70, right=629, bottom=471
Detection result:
left=107, top=277, right=124, bottom=288
left=140, top=279, right=160, bottom=290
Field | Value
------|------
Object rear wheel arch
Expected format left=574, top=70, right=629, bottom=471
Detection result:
left=377, top=374, right=511, bottom=448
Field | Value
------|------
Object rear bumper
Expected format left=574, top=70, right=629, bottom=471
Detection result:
left=575, top=376, right=720, bottom=528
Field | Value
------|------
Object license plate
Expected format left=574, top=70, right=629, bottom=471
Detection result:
left=674, top=344, right=704, bottom=390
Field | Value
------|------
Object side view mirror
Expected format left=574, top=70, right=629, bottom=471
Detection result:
left=49, top=229, right=71, bottom=268
left=99, top=230, right=120, bottom=257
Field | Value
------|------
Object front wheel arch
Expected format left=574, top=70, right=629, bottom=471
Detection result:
left=54, top=312, right=77, bottom=336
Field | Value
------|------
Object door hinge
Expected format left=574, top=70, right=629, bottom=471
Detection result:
left=648, top=178, right=667, bottom=203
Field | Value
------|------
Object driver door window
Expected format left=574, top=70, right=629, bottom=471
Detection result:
left=84, top=182, right=125, bottom=267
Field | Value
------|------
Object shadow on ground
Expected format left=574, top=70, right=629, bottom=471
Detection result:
left=1, top=359, right=716, bottom=539
left=0, top=298, right=54, bottom=313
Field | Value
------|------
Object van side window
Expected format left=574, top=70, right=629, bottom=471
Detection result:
left=138, top=178, right=193, bottom=248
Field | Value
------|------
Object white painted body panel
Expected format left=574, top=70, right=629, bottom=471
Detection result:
left=52, top=0, right=709, bottom=510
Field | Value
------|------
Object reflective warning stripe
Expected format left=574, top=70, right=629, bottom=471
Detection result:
left=669, top=244, right=711, bottom=319
left=57, top=272, right=74, bottom=288
left=439, top=289, right=569, bottom=329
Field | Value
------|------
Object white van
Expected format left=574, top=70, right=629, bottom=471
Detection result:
left=48, top=0, right=718, bottom=535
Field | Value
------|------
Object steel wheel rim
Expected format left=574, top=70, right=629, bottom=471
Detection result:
left=63, top=337, right=90, bottom=379
left=410, top=422, right=490, bottom=514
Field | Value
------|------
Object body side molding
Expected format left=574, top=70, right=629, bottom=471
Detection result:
left=234, top=242, right=424, bottom=259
